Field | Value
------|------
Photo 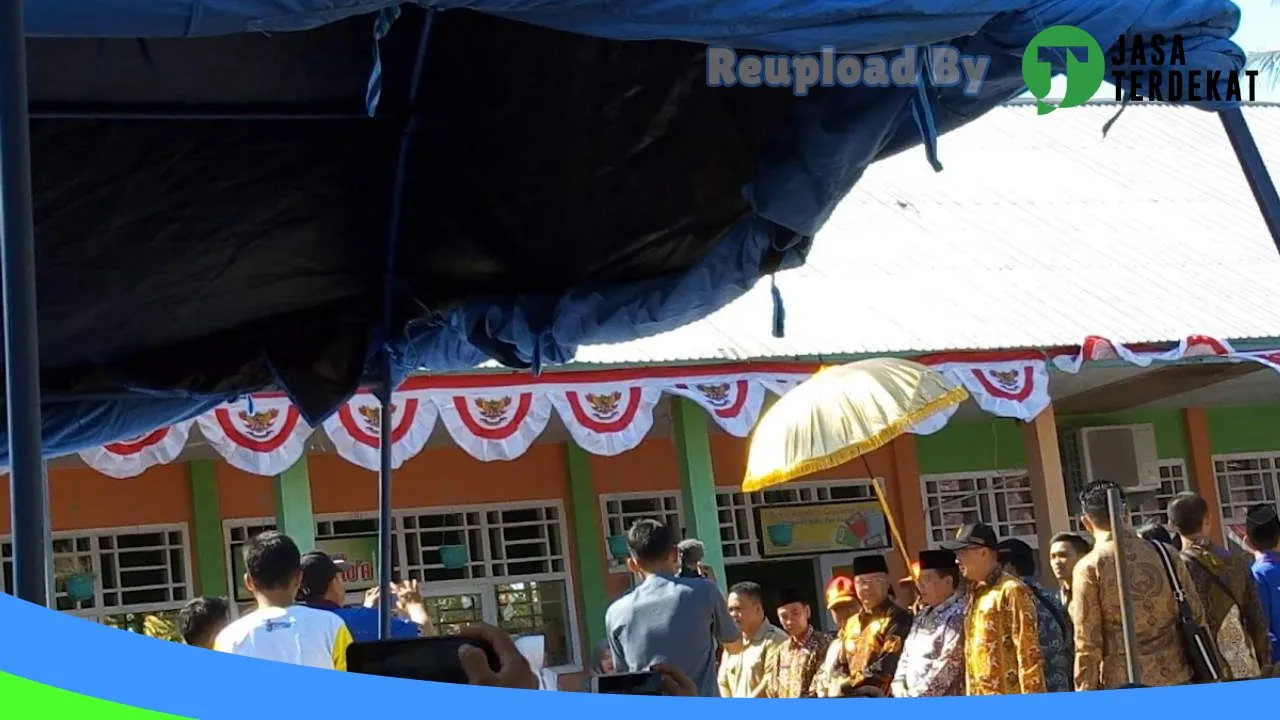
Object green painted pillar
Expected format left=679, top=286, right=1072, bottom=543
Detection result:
left=189, top=460, right=228, bottom=599
left=673, top=398, right=727, bottom=596
left=565, top=443, right=608, bottom=656
left=274, top=458, right=315, bottom=552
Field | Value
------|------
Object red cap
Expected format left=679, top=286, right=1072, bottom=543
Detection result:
left=824, top=576, right=855, bottom=609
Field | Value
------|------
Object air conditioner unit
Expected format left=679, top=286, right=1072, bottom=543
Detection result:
left=1060, top=424, right=1161, bottom=494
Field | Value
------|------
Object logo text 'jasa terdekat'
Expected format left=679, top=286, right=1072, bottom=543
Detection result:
left=1111, top=34, right=1258, bottom=102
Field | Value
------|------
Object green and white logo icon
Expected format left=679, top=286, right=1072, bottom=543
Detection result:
left=1022, top=25, right=1106, bottom=115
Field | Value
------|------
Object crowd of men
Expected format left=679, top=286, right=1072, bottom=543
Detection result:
left=601, top=480, right=1280, bottom=697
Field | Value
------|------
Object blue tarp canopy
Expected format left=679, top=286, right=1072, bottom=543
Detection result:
left=9, top=0, right=1245, bottom=463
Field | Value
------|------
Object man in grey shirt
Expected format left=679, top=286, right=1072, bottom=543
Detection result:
left=605, top=519, right=742, bottom=697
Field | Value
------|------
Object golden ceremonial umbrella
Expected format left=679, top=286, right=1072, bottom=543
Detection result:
left=744, top=357, right=968, bottom=566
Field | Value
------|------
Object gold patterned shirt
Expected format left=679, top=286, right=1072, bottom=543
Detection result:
left=765, top=626, right=833, bottom=698
left=1069, top=532, right=1207, bottom=690
left=829, top=600, right=913, bottom=696
left=964, top=569, right=1046, bottom=695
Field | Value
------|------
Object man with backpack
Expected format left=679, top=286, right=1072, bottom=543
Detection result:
left=998, top=538, right=1073, bottom=692
left=1169, top=493, right=1270, bottom=679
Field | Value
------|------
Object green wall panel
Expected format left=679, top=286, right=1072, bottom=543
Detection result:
left=1205, top=405, right=1280, bottom=455
left=916, top=419, right=1027, bottom=475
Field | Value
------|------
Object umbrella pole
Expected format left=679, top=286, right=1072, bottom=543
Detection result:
left=1107, top=486, right=1141, bottom=686
left=868, top=473, right=912, bottom=571
left=376, top=8, right=438, bottom=639
left=1, top=0, right=51, bottom=607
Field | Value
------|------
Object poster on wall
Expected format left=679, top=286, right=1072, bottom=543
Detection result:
left=755, top=501, right=891, bottom=558
left=230, top=537, right=379, bottom=602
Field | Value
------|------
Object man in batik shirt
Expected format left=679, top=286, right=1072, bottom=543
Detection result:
left=1169, top=492, right=1270, bottom=679
left=826, top=555, right=913, bottom=697
left=765, top=586, right=832, bottom=698
left=890, top=549, right=966, bottom=697
left=998, top=538, right=1073, bottom=692
left=1071, top=481, right=1207, bottom=690
left=812, top=575, right=857, bottom=695
left=942, top=523, right=1045, bottom=695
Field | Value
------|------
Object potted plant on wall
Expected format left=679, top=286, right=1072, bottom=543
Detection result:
left=607, top=535, right=630, bottom=562
left=438, top=543, right=470, bottom=570
left=54, top=557, right=95, bottom=604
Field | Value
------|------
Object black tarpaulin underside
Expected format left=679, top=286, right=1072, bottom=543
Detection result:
left=18, top=9, right=799, bottom=420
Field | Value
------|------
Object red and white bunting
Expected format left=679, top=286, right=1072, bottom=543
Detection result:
left=938, top=360, right=1050, bottom=422
left=548, top=384, right=662, bottom=457
left=197, top=396, right=313, bottom=476
left=322, top=390, right=437, bottom=472
left=433, top=390, right=552, bottom=462
left=78, top=420, right=196, bottom=479
left=1052, top=334, right=1232, bottom=374
left=63, top=336, right=1280, bottom=478
left=666, top=377, right=766, bottom=437
left=759, top=374, right=810, bottom=397
left=1234, top=349, right=1280, bottom=374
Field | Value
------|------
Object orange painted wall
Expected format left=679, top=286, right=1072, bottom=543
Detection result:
left=0, top=464, right=193, bottom=535
left=707, top=434, right=922, bottom=583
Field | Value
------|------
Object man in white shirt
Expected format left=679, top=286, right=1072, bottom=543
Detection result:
left=214, top=531, right=355, bottom=670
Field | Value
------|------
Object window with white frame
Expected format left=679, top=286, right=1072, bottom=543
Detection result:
left=716, top=480, right=875, bottom=563
left=398, top=502, right=578, bottom=668
left=224, top=514, right=400, bottom=611
left=1214, top=453, right=1280, bottom=529
left=923, top=471, right=1038, bottom=548
left=1128, top=460, right=1190, bottom=529
left=222, top=504, right=580, bottom=669
left=600, top=492, right=684, bottom=572
left=1, top=525, right=192, bottom=631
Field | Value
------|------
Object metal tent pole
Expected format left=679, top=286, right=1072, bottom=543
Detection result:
left=1107, top=487, right=1141, bottom=686
left=0, top=0, right=50, bottom=606
left=376, top=8, right=437, bottom=639
left=1220, top=108, right=1280, bottom=253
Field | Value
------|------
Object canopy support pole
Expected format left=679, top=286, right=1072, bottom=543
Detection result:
left=1, top=0, right=50, bottom=607
left=1220, top=108, right=1280, bottom=254
left=1107, top=487, right=1141, bottom=686
left=377, top=7, right=437, bottom=640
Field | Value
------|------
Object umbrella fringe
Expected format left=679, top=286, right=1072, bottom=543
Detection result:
left=742, top=385, right=968, bottom=492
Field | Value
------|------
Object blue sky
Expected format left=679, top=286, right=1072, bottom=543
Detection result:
left=1026, top=0, right=1280, bottom=101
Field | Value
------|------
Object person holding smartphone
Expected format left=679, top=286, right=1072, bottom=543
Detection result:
left=605, top=519, right=742, bottom=697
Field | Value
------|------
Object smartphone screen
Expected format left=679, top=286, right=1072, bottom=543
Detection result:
left=347, top=637, right=500, bottom=685
left=591, top=672, right=664, bottom=695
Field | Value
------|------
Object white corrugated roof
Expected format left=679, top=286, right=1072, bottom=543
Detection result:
left=564, top=102, right=1280, bottom=365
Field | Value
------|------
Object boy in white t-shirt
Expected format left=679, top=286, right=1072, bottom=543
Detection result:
left=214, top=531, right=354, bottom=671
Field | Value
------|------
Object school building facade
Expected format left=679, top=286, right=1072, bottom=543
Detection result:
left=4, top=102, right=1280, bottom=690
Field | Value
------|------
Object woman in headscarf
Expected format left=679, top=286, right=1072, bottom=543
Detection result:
left=581, top=640, right=616, bottom=691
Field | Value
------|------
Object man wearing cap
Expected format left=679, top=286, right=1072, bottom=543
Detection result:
left=825, top=554, right=913, bottom=698
left=1245, top=503, right=1280, bottom=664
left=765, top=586, right=832, bottom=698
left=942, top=523, right=1045, bottom=695
left=890, top=549, right=966, bottom=697
left=811, top=576, right=858, bottom=695
left=997, top=538, right=1072, bottom=693
left=296, top=550, right=434, bottom=643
